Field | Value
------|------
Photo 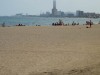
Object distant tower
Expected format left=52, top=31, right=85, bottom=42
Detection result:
left=53, top=0, right=56, bottom=9
left=52, top=0, right=58, bottom=16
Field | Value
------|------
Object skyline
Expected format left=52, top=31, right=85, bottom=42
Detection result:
left=0, top=0, right=100, bottom=16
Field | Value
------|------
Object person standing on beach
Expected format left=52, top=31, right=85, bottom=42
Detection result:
left=2, top=22, right=5, bottom=27
left=90, top=20, right=92, bottom=28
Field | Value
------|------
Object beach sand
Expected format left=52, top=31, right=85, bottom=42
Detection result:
left=0, top=25, right=100, bottom=75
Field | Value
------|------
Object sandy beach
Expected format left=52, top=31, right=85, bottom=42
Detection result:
left=0, top=25, right=100, bottom=75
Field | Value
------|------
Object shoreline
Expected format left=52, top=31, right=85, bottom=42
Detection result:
left=0, top=23, right=99, bottom=27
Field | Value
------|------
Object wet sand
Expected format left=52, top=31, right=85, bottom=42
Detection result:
left=0, top=25, right=100, bottom=75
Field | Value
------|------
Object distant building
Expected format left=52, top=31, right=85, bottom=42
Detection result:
left=67, top=13, right=75, bottom=17
left=84, top=12, right=96, bottom=18
left=40, top=12, right=51, bottom=17
left=76, top=10, right=84, bottom=17
left=57, top=11, right=65, bottom=17
left=60, top=11, right=65, bottom=17
left=15, top=13, right=23, bottom=17
left=76, top=10, right=100, bottom=18
left=46, top=12, right=51, bottom=16
left=39, top=0, right=100, bottom=18
left=57, top=11, right=62, bottom=16
left=83, top=12, right=100, bottom=18
left=52, top=0, right=58, bottom=16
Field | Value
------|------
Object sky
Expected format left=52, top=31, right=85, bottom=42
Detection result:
left=0, top=0, right=100, bottom=16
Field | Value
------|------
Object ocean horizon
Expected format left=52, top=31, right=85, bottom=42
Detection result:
left=0, top=16, right=100, bottom=26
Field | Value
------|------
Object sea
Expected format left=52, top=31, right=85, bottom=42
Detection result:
left=0, top=16, right=100, bottom=26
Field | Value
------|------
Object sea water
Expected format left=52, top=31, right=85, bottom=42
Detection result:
left=0, top=16, right=100, bottom=26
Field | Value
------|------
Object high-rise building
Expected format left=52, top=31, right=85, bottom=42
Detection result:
left=76, top=10, right=84, bottom=17
left=52, top=0, right=58, bottom=16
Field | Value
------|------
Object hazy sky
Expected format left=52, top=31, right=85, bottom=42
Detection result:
left=0, top=0, right=100, bottom=16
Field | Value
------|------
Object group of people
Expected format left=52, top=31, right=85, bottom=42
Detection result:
left=52, top=19, right=94, bottom=28
left=1, top=20, right=94, bottom=27
left=52, top=19, right=64, bottom=26
left=16, top=24, right=25, bottom=26
left=86, top=20, right=93, bottom=28
left=36, top=25, right=41, bottom=26
left=72, top=21, right=79, bottom=26
left=52, top=19, right=80, bottom=26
